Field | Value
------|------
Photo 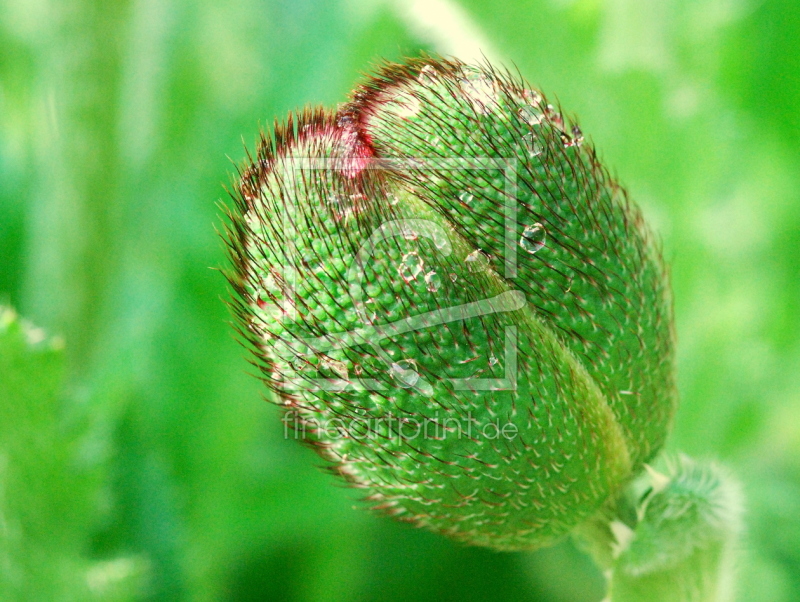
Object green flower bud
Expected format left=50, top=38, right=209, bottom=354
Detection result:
left=606, top=457, right=743, bottom=602
left=224, top=57, right=677, bottom=551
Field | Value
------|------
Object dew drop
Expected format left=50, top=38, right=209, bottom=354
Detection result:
left=424, top=270, right=441, bottom=292
left=391, top=360, right=420, bottom=388
left=433, top=230, right=449, bottom=250
left=518, top=105, right=544, bottom=126
left=489, top=354, right=500, bottom=367
left=464, top=249, right=486, bottom=271
left=545, top=105, right=563, bottom=129
left=322, top=357, right=349, bottom=380
left=449, top=273, right=458, bottom=283
left=562, top=125, right=584, bottom=148
left=458, top=190, right=474, bottom=205
left=520, top=223, right=547, bottom=254
left=522, top=132, right=543, bottom=157
left=460, top=72, right=498, bottom=114
left=522, top=89, right=542, bottom=106
left=398, top=252, right=424, bottom=281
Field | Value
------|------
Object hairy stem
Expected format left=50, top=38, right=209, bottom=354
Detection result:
left=575, top=456, right=743, bottom=602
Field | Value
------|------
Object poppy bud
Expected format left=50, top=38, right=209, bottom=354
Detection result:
left=225, top=57, right=677, bottom=551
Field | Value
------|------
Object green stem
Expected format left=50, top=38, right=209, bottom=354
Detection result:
left=575, top=456, right=743, bottom=602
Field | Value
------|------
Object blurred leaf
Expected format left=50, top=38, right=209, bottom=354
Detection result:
left=0, top=306, right=143, bottom=600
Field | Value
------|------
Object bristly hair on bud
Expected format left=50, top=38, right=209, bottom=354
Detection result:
left=221, top=55, right=678, bottom=552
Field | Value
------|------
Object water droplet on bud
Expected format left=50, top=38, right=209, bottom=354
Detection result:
left=391, top=360, right=420, bottom=388
left=518, top=105, right=544, bottom=126
left=522, top=132, right=543, bottom=157
left=458, top=191, right=474, bottom=205
left=522, top=89, right=542, bottom=106
left=520, top=223, right=547, bottom=254
left=562, top=125, right=584, bottom=148
left=399, top=252, right=424, bottom=281
left=460, top=72, right=498, bottom=114
left=545, top=105, right=563, bottom=128
left=424, top=270, right=441, bottom=292
left=322, top=357, right=349, bottom=380
left=433, top=230, right=449, bottom=250
left=464, top=249, right=487, bottom=272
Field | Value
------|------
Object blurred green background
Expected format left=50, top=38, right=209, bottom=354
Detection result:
left=1, top=0, right=799, bottom=600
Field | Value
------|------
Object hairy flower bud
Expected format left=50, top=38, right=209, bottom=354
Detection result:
left=224, top=57, right=677, bottom=551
